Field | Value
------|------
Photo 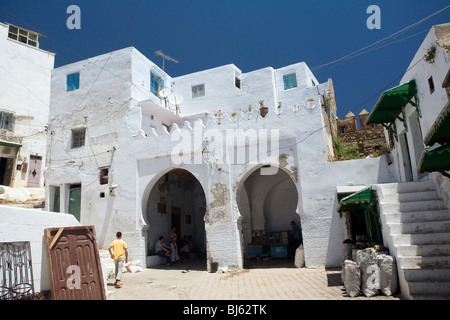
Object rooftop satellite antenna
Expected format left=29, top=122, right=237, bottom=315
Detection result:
left=155, top=50, right=179, bottom=71
left=168, top=94, right=183, bottom=115
left=159, top=88, right=171, bottom=108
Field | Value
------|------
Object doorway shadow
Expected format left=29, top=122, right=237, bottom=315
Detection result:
left=147, top=257, right=207, bottom=272
left=243, top=258, right=297, bottom=270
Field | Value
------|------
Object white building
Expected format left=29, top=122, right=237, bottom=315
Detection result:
left=366, top=23, right=450, bottom=299
left=367, top=23, right=450, bottom=207
left=0, top=22, right=54, bottom=188
left=45, top=46, right=396, bottom=272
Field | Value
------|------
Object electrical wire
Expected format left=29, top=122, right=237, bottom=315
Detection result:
left=0, top=3, right=446, bottom=169
left=311, top=4, right=450, bottom=72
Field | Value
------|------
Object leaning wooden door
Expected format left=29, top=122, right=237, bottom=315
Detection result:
left=45, top=226, right=106, bottom=300
left=27, top=155, right=42, bottom=187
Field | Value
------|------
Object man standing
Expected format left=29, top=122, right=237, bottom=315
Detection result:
left=108, top=232, right=128, bottom=288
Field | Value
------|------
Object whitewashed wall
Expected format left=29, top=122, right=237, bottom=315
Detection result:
left=46, top=46, right=397, bottom=271
left=0, top=206, right=80, bottom=292
left=386, top=24, right=450, bottom=204
left=0, top=23, right=54, bottom=187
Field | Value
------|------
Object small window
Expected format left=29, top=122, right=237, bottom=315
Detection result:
left=7, top=25, right=39, bottom=47
left=311, top=79, right=316, bottom=86
left=283, top=73, right=297, bottom=90
left=7, top=25, right=18, bottom=40
left=100, top=167, right=109, bottom=185
left=151, top=72, right=164, bottom=96
left=428, top=76, right=435, bottom=94
left=66, top=72, right=80, bottom=92
left=340, top=126, right=346, bottom=133
left=235, top=78, right=241, bottom=89
left=192, top=84, right=205, bottom=98
left=71, top=128, right=86, bottom=148
left=158, top=202, right=166, bottom=214
left=0, top=112, right=14, bottom=131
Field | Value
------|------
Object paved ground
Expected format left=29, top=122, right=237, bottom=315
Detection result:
left=107, top=258, right=401, bottom=300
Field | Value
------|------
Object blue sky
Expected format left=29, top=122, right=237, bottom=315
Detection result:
left=1, top=1, right=449, bottom=120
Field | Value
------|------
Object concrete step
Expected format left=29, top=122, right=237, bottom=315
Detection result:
left=381, top=199, right=448, bottom=213
left=397, top=244, right=450, bottom=257
left=403, top=268, right=450, bottom=282
left=383, top=209, right=450, bottom=224
left=392, top=232, right=450, bottom=246
left=382, top=190, right=440, bottom=203
left=389, top=220, right=450, bottom=234
left=408, top=281, right=450, bottom=296
left=378, top=180, right=437, bottom=194
left=398, top=255, right=450, bottom=269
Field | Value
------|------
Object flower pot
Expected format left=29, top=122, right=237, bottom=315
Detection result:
left=259, top=107, right=269, bottom=117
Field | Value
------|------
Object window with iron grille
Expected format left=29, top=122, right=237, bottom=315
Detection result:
left=0, top=112, right=14, bottom=131
left=192, top=84, right=205, bottom=98
left=71, top=128, right=86, bottom=148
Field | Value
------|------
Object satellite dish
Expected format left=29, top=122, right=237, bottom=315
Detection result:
left=159, top=88, right=170, bottom=98
left=168, top=94, right=183, bottom=106
left=169, top=94, right=183, bottom=116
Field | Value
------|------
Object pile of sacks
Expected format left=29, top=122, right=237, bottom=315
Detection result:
left=342, top=248, right=398, bottom=297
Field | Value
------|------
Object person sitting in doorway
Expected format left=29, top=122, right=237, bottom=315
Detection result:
left=170, top=236, right=181, bottom=263
left=155, top=236, right=172, bottom=266
left=180, top=235, right=192, bottom=260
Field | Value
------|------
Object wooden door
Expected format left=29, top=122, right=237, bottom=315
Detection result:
left=27, top=155, right=42, bottom=187
left=45, top=226, right=106, bottom=300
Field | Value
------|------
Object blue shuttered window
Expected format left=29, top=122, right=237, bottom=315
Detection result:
left=283, top=73, right=297, bottom=90
left=151, top=72, right=164, bottom=96
left=66, top=72, right=80, bottom=92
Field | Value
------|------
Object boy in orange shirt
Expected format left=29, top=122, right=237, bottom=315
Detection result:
left=108, top=232, right=128, bottom=288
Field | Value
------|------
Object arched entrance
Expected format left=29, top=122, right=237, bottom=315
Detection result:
left=237, top=166, right=302, bottom=265
left=144, top=168, right=207, bottom=265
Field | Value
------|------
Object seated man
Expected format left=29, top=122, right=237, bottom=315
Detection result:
left=179, top=235, right=191, bottom=259
left=155, top=236, right=172, bottom=266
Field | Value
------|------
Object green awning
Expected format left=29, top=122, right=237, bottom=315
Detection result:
left=423, top=101, right=450, bottom=146
left=366, top=80, right=418, bottom=125
left=0, top=140, right=22, bottom=148
left=337, top=187, right=383, bottom=244
left=337, top=187, right=377, bottom=212
left=417, top=143, right=450, bottom=174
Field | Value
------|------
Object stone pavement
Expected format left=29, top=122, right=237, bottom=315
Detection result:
left=108, top=258, right=400, bottom=300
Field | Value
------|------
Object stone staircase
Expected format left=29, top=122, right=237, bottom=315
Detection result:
left=374, top=180, right=450, bottom=299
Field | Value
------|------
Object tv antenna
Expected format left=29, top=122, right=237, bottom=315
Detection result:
left=155, top=50, right=179, bottom=71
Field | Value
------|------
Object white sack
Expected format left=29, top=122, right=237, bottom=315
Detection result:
left=377, top=254, right=398, bottom=296
left=344, top=260, right=361, bottom=297
left=357, top=248, right=380, bottom=297
left=294, top=245, right=305, bottom=268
